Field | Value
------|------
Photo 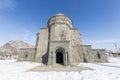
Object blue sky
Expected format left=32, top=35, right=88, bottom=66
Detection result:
left=0, top=0, right=120, bottom=50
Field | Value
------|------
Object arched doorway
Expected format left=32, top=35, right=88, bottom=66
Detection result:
left=56, top=48, right=64, bottom=64
left=56, top=51, right=63, bottom=64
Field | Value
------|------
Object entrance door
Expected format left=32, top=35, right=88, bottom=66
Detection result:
left=56, top=51, right=63, bottom=64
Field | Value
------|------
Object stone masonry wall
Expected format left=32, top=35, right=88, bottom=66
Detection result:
left=69, top=29, right=83, bottom=65
left=92, top=49, right=108, bottom=62
left=48, top=41, right=70, bottom=65
left=81, top=45, right=95, bottom=63
left=17, top=48, right=36, bottom=62
left=35, top=28, right=48, bottom=63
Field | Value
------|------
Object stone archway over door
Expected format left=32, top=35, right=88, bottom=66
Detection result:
left=56, top=51, right=63, bottom=64
left=55, top=48, right=65, bottom=65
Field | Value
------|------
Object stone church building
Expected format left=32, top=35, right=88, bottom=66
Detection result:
left=18, top=13, right=108, bottom=66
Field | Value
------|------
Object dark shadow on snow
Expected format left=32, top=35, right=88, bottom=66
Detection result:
left=85, top=67, right=95, bottom=70
left=95, top=63, right=120, bottom=69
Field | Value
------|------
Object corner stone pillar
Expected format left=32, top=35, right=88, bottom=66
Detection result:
left=64, top=52, right=67, bottom=66
left=51, top=51, right=53, bottom=65
left=47, top=51, right=52, bottom=66
left=67, top=52, right=69, bottom=65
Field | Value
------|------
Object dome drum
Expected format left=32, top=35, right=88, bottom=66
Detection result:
left=48, top=14, right=73, bottom=28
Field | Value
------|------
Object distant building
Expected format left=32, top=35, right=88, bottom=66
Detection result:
left=108, top=50, right=120, bottom=57
left=18, top=13, right=108, bottom=66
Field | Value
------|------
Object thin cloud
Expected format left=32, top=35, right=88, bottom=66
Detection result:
left=0, top=0, right=16, bottom=9
left=91, top=39, right=120, bottom=44
left=90, top=39, right=120, bottom=50
left=10, top=30, right=36, bottom=45
left=24, top=30, right=36, bottom=44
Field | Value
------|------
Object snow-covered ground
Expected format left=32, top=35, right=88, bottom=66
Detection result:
left=0, top=58, right=120, bottom=80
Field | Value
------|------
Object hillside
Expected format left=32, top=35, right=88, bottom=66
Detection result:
left=0, top=40, right=34, bottom=55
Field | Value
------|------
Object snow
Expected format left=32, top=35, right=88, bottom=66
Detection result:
left=108, top=57, right=120, bottom=63
left=79, top=63, right=120, bottom=80
left=0, top=58, right=120, bottom=80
